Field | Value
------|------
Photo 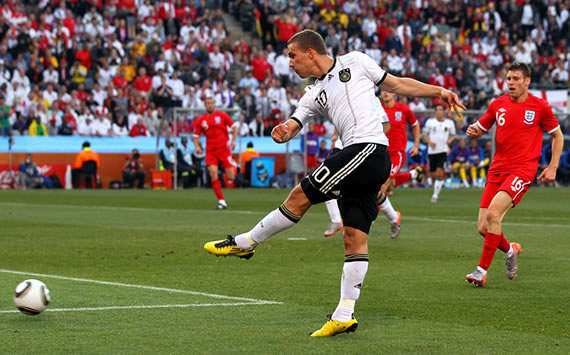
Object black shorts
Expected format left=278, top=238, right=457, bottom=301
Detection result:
left=428, top=153, right=447, bottom=172
left=301, top=143, right=390, bottom=234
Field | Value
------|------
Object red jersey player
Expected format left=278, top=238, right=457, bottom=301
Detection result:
left=376, top=91, right=422, bottom=239
left=192, top=97, right=238, bottom=209
left=465, top=63, right=563, bottom=287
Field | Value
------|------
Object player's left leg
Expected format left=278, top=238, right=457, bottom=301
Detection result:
left=324, top=199, right=343, bottom=237
left=207, top=164, right=227, bottom=209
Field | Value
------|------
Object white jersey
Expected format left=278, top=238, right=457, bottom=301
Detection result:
left=422, top=118, right=456, bottom=155
left=292, top=51, right=390, bottom=148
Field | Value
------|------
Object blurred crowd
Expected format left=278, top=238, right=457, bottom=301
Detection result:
left=0, top=0, right=567, bottom=139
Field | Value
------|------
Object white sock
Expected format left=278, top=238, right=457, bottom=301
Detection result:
left=325, top=200, right=342, bottom=224
left=218, top=199, right=227, bottom=206
left=380, top=197, right=398, bottom=223
left=332, top=258, right=368, bottom=322
left=505, top=244, right=514, bottom=258
left=410, top=169, right=417, bottom=179
left=477, top=266, right=487, bottom=275
left=427, top=177, right=433, bottom=186
left=235, top=206, right=299, bottom=249
left=433, top=179, right=443, bottom=197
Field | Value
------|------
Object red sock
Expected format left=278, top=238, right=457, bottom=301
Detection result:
left=226, top=180, right=235, bottom=188
left=394, top=172, right=412, bottom=186
left=211, top=179, right=224, bottom=200
left=478, top=232, right=502, bottom=270
left=497, top=233, right=511, bottom=253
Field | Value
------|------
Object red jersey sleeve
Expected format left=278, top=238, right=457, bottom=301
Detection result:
left=193, top=116, right=204, bottom=137
left=405, top=105, right=418, bottom=126
left=222, top=112, right=234, bottom=128
left=477, top=99, right=496, bottom=132
left=540, top=101, right=560, bottom=134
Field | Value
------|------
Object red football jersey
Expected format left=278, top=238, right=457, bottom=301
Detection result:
left=477, top=94, right=560, bottom=178
left=382, top=102, right=418, bottom=152
left=193, top=111, right=234, bottom=151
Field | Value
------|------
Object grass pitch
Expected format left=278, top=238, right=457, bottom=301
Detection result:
left=0, top=187, right=568, bottom=353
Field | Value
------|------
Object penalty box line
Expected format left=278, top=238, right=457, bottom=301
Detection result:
left=0, top=269, right=283, bottom=306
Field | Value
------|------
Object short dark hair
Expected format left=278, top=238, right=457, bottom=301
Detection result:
left=287, top=30, right=327, bottom=55
left=506, top=62, right=531, bottom=78
left=82, top=141, right=91, bottom=148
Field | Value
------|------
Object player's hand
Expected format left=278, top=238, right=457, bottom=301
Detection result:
left=271, top=123, right=290, bottom=143
left=440, top=89, right=467, bottom=114
left=429, top=142, right=436, bottom=148
left=538, top=166, right=557, bottom=184
left=195, top=146, right=203, bottom=156
left=230, top=140, right=236, bottom=151
left=409, top=145, right=419, bottom=156
left=466, top=124, right=484, bottom=138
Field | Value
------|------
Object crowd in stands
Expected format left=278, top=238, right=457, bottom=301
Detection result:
left=0, top=0, right=567, bottom=140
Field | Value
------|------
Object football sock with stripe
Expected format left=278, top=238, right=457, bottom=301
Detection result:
left=325, top=200, right=342, bottom=224
left=234, top=204, right=300, bottom=249
left=332, top=254, right=369, bottom=322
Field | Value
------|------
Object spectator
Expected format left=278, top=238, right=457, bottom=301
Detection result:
left=129, top=118, right=150, bottom=137
left=240, top=141, right=260, bottom=187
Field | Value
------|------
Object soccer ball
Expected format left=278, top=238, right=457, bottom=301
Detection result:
left=13, top=279, right=51, bottom=315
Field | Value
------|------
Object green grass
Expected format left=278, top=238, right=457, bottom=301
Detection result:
left=0, top=188, right=569, bottom=353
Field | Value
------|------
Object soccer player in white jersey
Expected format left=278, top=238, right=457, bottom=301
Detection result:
left=204, top=30, right=465, bottom=336
left=422, top=103, right=456, bottom=203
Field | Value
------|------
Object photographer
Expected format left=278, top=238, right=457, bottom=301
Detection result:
left=122, top=149, right=145, bottom=189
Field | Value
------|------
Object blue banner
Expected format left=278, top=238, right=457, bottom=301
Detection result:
left=250, top=157, right=275, bottom=187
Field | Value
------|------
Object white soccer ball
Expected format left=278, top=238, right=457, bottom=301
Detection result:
left=13, top=279, right=51, bottom=315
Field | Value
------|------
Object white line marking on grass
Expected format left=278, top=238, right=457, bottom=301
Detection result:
left=287, top=238, right=307, bottom=240
left=0, top=302, right=276, bottom=314
left=2, top=202, right=569, bottom=228
left=0, top=269, right=282, bottom=305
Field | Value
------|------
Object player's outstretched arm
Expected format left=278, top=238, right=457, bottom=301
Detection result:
left=271, top=119, right=302, bottom=143
left=380, top=74, right=466, bottom=114
left=538, top=128, right=564, bottom=183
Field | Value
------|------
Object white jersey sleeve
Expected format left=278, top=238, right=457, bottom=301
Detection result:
left=291, top=87, right=319, bottom=128
left=357, top=51, right=388, bottom=86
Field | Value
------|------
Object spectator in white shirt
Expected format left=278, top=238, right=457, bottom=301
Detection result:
left=43, top=65, right=59, bottom=85
left=365, top=42, right=382, bottom=65
left=552, top=60, right=569, bottom=83
left=342, top=0, right=361, bottom=15
left=208, top=45, right=225, bottom=72
left=77, top=115, right=95, bottom=136
left=92, top=114, right=112, bottom=137
left=112, top=115, right=129, bottom=137
left=98, top=60, right=115, bottom=88
left=168, top=71, right=185, bottom=103
left=386, top=49, right=404, bottom=74
left=42, top=83, right=58, bottom=107
left=274, top=48, right=291, bottom=86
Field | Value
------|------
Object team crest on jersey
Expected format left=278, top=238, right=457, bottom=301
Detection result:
left=339, top=68, right=351, bottom=82
left=215, top=116, right=221, bottom=124
left=395, top=112, right=402, bottom=121
left=524, top=110, right=535, bottom=125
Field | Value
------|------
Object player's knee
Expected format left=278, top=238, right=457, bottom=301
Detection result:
left=485, top=208, right=500, bottom=225
left=342, top=228, right=367, bottom=253
left=283, top=185, right=311, bottom=217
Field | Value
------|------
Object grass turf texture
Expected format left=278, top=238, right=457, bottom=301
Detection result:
left=0, top=188, right=568, bottom=353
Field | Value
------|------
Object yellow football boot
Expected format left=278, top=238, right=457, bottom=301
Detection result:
left=310, top=317, right=358, bottom=337
left=204, top=235, right=255, bottom=260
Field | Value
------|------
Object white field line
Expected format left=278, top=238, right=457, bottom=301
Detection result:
left=0, top=269, right=283, bottom=305
left=1, top=202, right=568, bottom=229
left=0, top=302, right=275, bottom=314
